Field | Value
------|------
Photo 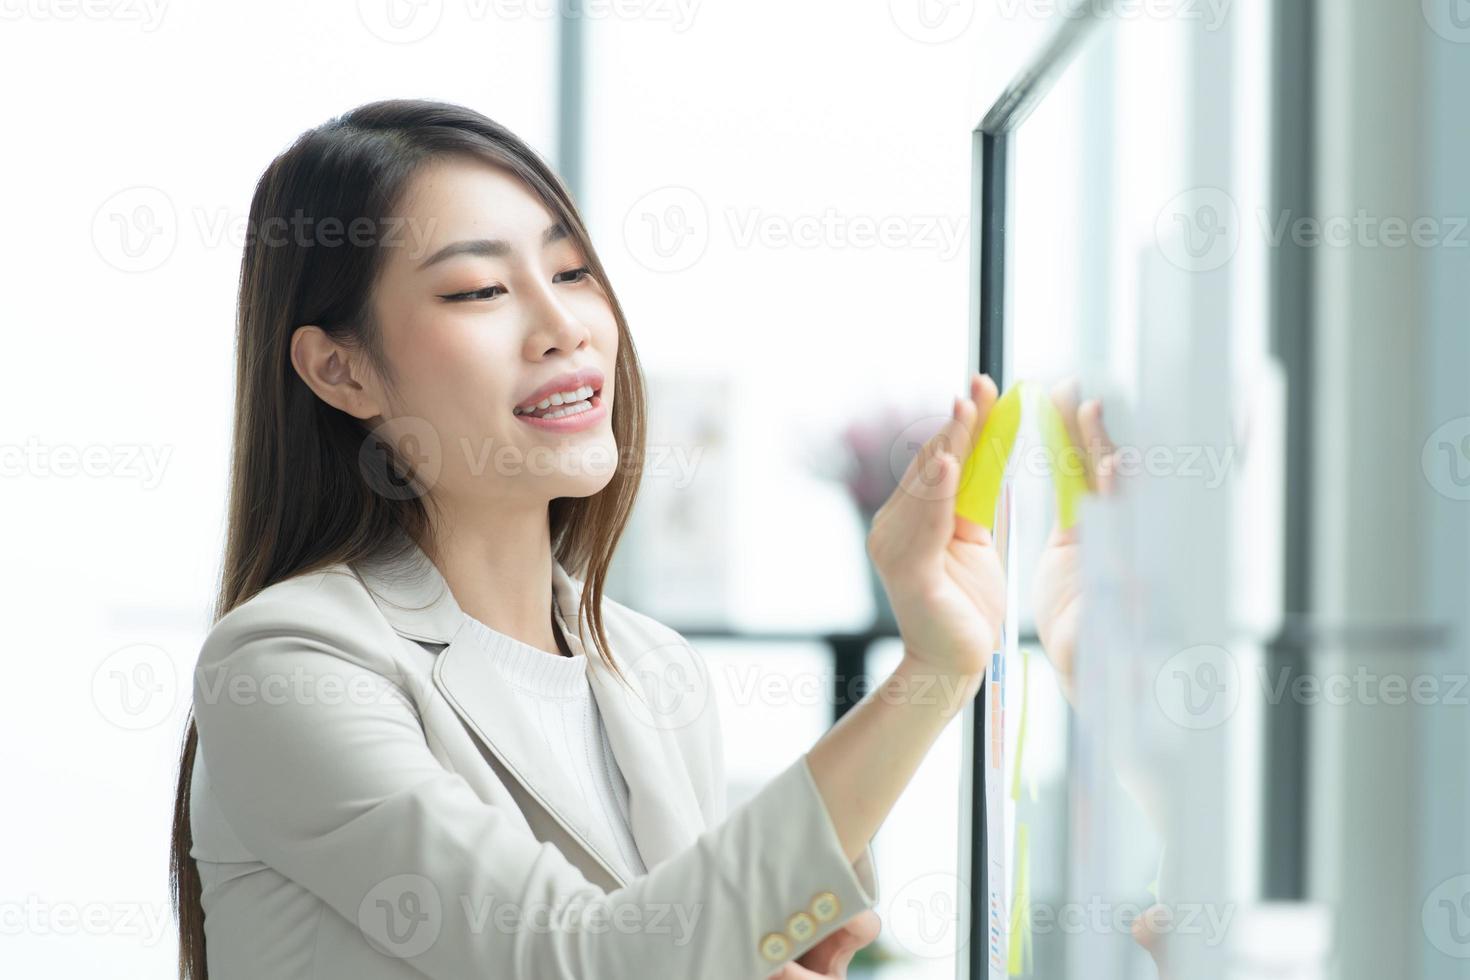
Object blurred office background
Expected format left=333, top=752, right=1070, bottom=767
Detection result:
left=2, top=1, right=1467, bottom=978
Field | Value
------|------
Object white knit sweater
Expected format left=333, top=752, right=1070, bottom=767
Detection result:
left=463, top=615, right=649, bottom=882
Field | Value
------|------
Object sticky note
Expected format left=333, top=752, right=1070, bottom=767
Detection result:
left=1008, top=821, right=1032, bottom=976
left=955, top=382, right=1025, bottom=530
left=1010, top=648, right=1030, bottom=803
left=955, top=379, right=1090, bottom=531
left=1037, top=393, right=1089, bottom=531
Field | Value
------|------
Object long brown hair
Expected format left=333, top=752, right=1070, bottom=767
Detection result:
left=168, top=99, right=647, bottom=980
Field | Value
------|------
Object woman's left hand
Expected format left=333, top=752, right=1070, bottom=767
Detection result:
left=764, top=909, right=882, bottom=979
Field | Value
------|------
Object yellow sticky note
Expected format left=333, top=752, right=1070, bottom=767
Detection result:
left=956, top=377, right=1093, bottom=531
left=1038, top=393, right=1089, bottom=531
left=955, top=382, right=1025, bottom=531
left=1009, top=648, right=1030, bottom=803
left=1008, top=821, right=1032, bottom=976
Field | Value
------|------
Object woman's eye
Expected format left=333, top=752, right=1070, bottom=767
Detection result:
left=554, top=266, right=593, bottom=284
left=435, top=283, right=505, bottom=302
left=441, top=284, right=506, bottom=301
left=440, top=268, right=589, bottom=301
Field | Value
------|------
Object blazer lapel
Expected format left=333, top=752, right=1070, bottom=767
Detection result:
left=550, top=561, right=706, bottom=871
left=351, top=532, right=704, bottom=886
left=433, top=621, right=639, bottom=887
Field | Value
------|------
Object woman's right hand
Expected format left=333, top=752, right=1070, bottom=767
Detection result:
left=866, top=372, right=1007, bottom=681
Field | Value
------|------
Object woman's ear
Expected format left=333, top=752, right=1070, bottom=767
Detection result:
left=290, top=324, right=384, bottom=420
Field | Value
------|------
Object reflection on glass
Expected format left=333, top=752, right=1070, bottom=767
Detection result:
left=984, top=9, right=1265, bottom=978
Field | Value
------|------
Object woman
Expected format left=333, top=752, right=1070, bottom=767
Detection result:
left=168, top=98, right=1079, bottom=980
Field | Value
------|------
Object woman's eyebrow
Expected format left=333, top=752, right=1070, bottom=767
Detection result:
left=416, top=221, right=569, bottom=271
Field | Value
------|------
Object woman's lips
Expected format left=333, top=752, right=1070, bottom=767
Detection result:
left=512, top=392, right=608, bottom=433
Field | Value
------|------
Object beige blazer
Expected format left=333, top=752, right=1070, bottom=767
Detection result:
left=188, top=531, right=880, bottom=979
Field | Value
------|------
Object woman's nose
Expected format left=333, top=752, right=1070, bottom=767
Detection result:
left=525, top=282, right=589, bottom=349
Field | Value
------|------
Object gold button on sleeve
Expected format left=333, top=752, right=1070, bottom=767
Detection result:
left=787, top=911, right=816, bottom=942
left=759, top=931, right=791, bottom=963
left=810, top=890, right=841, bottom=923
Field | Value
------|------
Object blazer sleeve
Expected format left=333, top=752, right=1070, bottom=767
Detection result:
left=693, top=639, right=882, bottom=910
left=192, top=578, right=881, bottom=980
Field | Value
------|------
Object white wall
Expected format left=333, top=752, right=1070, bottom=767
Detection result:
left=0, top=7, right=555, bottom=974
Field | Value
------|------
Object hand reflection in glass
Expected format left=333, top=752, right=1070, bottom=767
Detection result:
left=1029, top=378, right=1175, bottom=979
left=1031, top=378, right=1119, bottom=708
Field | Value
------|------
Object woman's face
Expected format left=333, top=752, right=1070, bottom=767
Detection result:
left=366, top=156, right=619, bottom=509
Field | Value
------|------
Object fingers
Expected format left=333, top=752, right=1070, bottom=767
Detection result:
left=935, top=372, right=997, bottom=470
left=894, top=373, right=994, bottom=513
left=873, top=373, right=999, bottom=566
left=792, top=910, right=883, bottom=978
left=961, top=373, right=1000, bottom=464
left=1048, top=377, right=1093, bottom=493
left=842, top=909, right=883, bottom=947
left=967, top=372, right=1000, bottom=427
left=893, top=421, right=960, bottom=527
left=894, top=404, right=955, bottom=496
left=932, top=375, right=989, bottom=476
left=1130, top=903, right=1171, bottom=978
left=1049, top=377, right=1120, bottom=496
left=953, top=373, right=998, bottom=546
left=1076, top=397, right=1117, bottom=495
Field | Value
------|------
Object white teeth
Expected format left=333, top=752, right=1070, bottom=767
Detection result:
left=516, top=384, right=597, bottom=418
left=537, top=400, right=594, bottom=421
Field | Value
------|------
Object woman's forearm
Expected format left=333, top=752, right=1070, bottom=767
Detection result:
left=805, top=653, right=983, bottom=862
left=806, top=371, right=1003, bottom=864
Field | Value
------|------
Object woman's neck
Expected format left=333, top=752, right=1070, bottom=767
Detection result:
left=414, top=510, right=565, bottom=656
